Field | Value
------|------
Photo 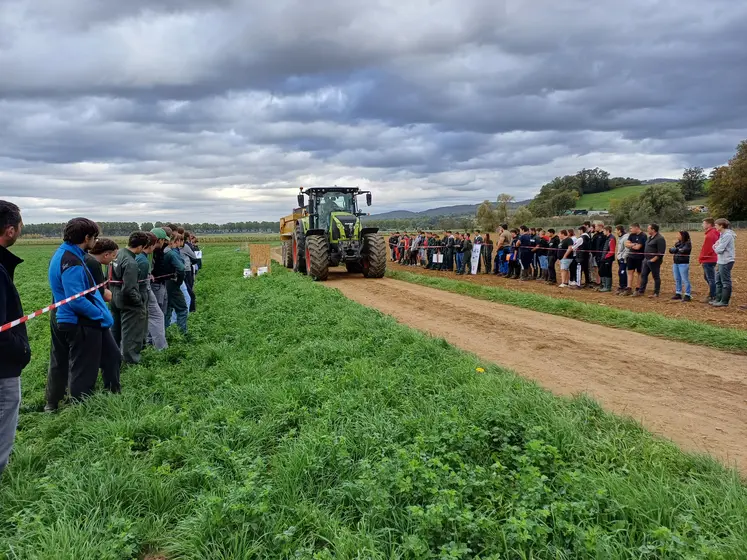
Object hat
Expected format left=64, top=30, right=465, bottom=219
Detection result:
left=151, top=227, right=169, bottom=240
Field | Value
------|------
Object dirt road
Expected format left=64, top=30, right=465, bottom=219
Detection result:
left=320, top=267, right=747, bottom=472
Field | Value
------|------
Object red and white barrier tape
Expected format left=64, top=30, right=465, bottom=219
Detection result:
left=0, top=281, right=108, bottom=334
left=0, top=273, right=177, bottom=334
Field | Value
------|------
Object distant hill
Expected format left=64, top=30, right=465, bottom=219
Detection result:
left=371, top=200, right=531, bottom=220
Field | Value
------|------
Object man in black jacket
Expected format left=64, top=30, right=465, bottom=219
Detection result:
left=0, top=201, right=30, bottom=476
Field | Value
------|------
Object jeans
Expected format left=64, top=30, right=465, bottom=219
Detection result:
left=455, top=253, right=464, bottom=273
left=702, top=263, right=717, bottom=299
left=716, top=261, right=734, bottom=299
left=638, top=259, right=662, bottom=294
left=0, top=376, right=21, bottom=476
left=539, top=255, right=549, bottom=270
left=672, top=263, right=691, bottom=296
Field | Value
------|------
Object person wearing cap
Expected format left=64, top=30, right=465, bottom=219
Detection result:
left=149, top=228, right=170, bottom=317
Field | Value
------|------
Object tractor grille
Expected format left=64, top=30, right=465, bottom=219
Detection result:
left=332, top=216, right=357, bottom=240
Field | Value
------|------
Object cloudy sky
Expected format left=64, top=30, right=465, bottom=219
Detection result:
left=2, top=0, right=746, bottom=224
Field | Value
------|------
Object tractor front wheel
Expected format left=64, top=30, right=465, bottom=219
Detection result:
left=362, top=233, right=387, bottom=278
left=305, top=235, right=330, bottom=281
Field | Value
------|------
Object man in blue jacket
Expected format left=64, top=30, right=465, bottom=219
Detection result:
left=0, top=201, right=30, bottom=476
left=45, top=218, right=116, bottom=411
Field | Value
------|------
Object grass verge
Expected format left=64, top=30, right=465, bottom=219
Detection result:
left=2, top=245, right=746, bottom=558
left=387, top=270, right=747, bottom=353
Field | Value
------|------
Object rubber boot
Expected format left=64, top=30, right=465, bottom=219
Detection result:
left=713, top=287, right=731, bottom=307
left=599, top=278, right=611, bottom=292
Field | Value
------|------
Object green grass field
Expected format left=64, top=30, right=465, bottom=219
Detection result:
left=2, top=245, right=747, bottom=558
left=575, top=184, right=650, bottom=210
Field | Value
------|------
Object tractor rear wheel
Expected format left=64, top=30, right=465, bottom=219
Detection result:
left=362, top=233, right=387, bottom=278
left=293, top=225, right=307, bottom=274
left=305, top=235, right=330, bottom=281
left=282, top=241, right=293, bottom=268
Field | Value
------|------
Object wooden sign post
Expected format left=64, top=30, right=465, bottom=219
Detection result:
left=248, top=244, right=271, bottom=276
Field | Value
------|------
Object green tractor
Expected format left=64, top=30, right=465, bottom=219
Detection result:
left=279, top=187, right=387, bottom=281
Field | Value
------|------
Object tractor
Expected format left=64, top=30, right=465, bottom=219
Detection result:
left=279, top=186, right=387, bottom=281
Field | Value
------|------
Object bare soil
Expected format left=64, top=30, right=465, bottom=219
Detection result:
left=320, top=267, right=747, bottom=473
left=390, top=230, right=747, bottom=330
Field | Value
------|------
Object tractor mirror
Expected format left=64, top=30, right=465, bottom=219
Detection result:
left=366, top=192, right=372, bottom=206
left=297, top=194, right=305, bottom=208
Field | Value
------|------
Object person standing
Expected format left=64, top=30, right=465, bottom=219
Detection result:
left=461, top=234, right=473, bottom=275
left=149, top=228, right=171, bottom=315
left=557, top=230, right=574, bottom=287
left=547, top=229, right=560, bottom=284
left=517, top=226, right=533, bottom=281
left=165, top=232, right=188, bottom=333
left=699, top=218, right=720, bottom=304
left=496, top=224, right=512, bottom=276
left=84, top=239, right=122, bottom=392
left=46, top=218, right=115, bottom=411
left=110, top=232, right=149, bottom=364
left=0, top=201, right=30, bottom=476
left=598, top=226, right=616, bottom=292
left=669, top=230, right=692, bottom=302
left=482, top=233, right=493, bottom=274
left=711, top=219, right=736, bottom=308
left=634, top=223, right=666, bottom=298
left=623, top=223, right=646, bottom=296
left=615, top=225, right=629, bottom=294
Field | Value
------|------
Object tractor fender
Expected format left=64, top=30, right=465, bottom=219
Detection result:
left=305, top=229, right=327, bottom=237
left=360, top=227, right=380, bottom=235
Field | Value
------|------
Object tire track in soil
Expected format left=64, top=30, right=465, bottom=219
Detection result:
left=316, top=265, right=747, bottom=473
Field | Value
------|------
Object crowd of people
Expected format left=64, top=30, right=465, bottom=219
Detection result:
left=0, top=200, right=202, bottom=477
left=388, top=217, right=740, bottom=307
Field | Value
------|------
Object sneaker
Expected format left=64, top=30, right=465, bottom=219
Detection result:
left=683, top=295, right=692, bottom=302
left=649, top=293, right=659, bottom=299
left=632, top=291, right=642, bottom=297
left=712, top=301, right=728, bottom=307
left=671, top=294, right=682, bottom=300
left=558, top=283, right=568, bottom=288
left=44, top=404, right=58, bottom=413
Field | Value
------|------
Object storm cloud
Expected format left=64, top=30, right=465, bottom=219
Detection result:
left=1, top=0, right=746, bottom=223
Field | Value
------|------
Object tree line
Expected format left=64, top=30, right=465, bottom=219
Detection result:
left=22, top=220, right=280, bottom=238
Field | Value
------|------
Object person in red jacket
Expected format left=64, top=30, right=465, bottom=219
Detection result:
left=699, top=217, right=720, bottom=303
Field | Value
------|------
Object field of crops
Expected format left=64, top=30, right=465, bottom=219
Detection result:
left=2, top=245, right=747, bottom=558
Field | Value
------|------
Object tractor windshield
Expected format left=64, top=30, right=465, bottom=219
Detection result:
left=316, top=192, right=355, bottom=215
left=314, top=192, right=356, bottom=231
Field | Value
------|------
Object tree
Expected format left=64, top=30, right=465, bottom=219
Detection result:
left=678, top=166, right=706, bottom=200
left=475, top=201, right=499, bottom=232
left=495, top=193, right=515, bottom=224
left=636, top=183, right=690, bottom=222
left=509, top=207, right=533, bottom=229
left=709, top=140, right=747, bottom=220
left=140, top=222, right=154, bottom=231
